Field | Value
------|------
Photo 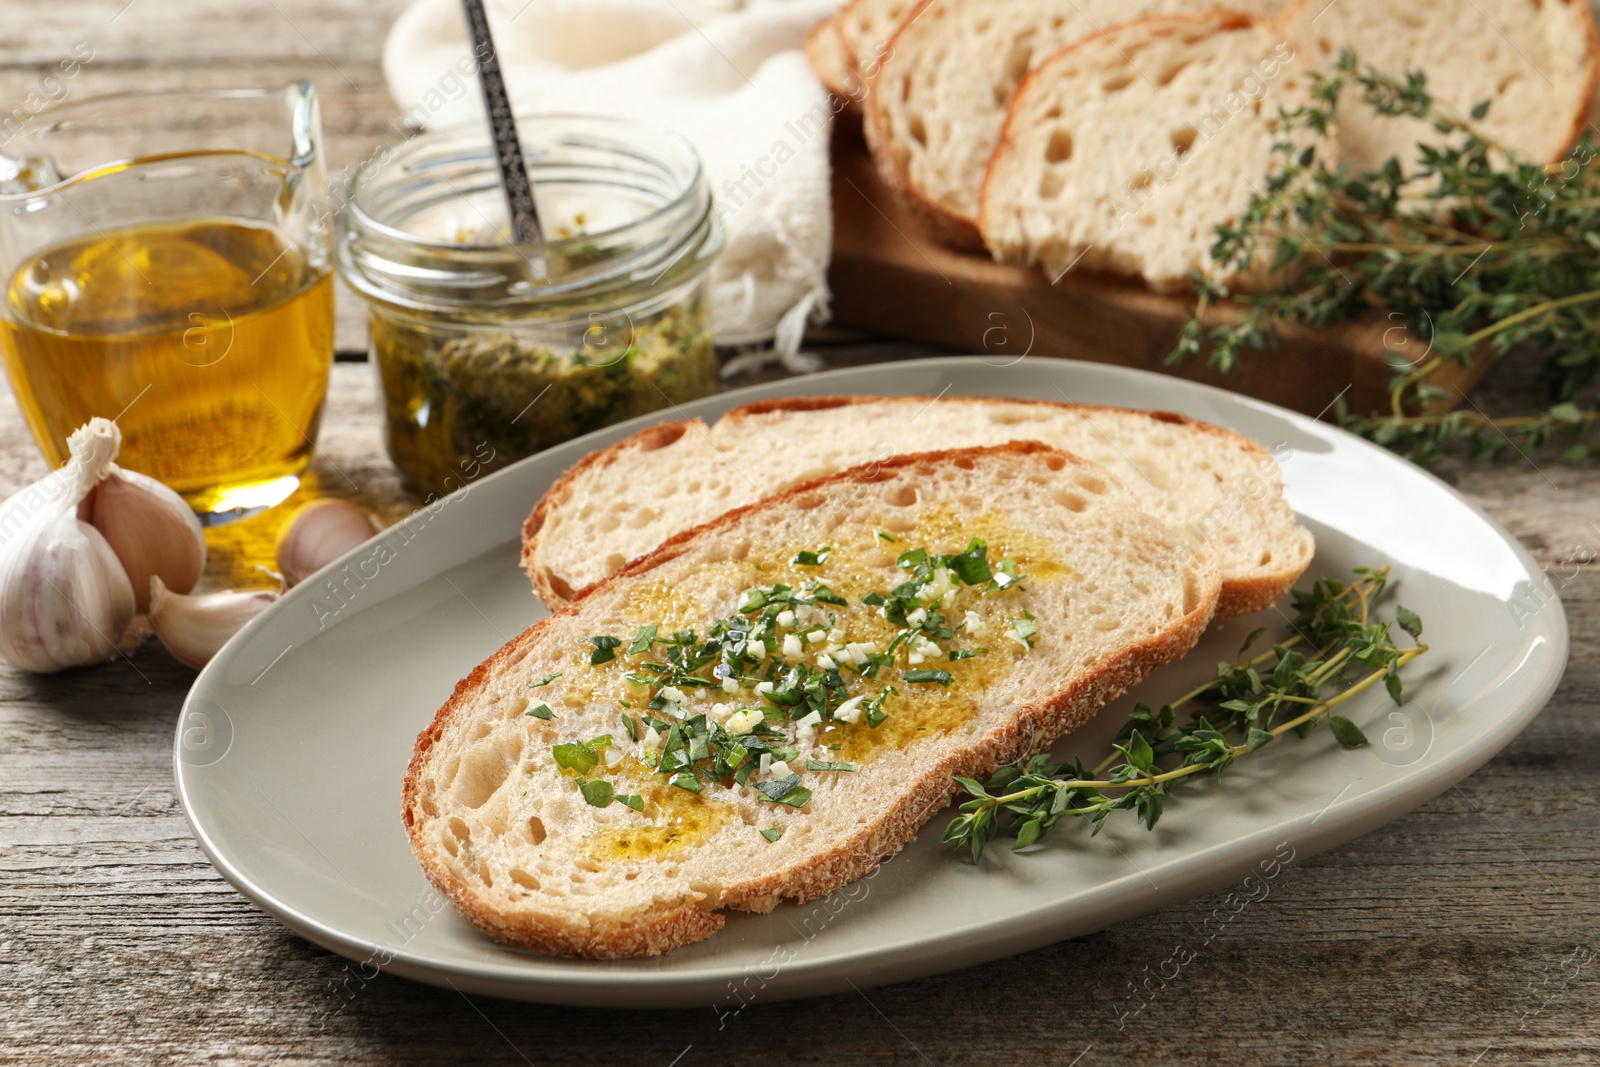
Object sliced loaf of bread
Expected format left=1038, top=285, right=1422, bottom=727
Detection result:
left=806, top=15, right=859, bottom=102
left=838, top=0, right=920, bottom=82
left=409, top=444, right=1221, bottom=957
left=863, top=0, right=1290, bottom=245
left=522, top=395, right=1314, bottom=620
left=978, top=12, right=1322, bottom=292
left=808, top=0, right=924, bottom=106
left=1276, top=0, right=1598, bottom=173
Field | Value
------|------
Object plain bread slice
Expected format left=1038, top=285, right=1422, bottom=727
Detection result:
left=863, top=0, right=1290, bottom=244
left=522, top=395, right=1314, bottom=619
left=1275, top=0, right=1599, bottom=173
left=978, top=12, right=1322, bottom=292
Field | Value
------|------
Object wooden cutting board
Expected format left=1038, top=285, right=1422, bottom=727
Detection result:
left=825, top=126, right=1488, bottom=417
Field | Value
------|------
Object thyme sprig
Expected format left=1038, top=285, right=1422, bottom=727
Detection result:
left=943, top=566, right=1428, bottom=862
left=1173, top=52, right=1600, bottom=464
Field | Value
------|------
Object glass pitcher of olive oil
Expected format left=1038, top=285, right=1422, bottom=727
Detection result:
left=0, top=83, right=334, bottom=522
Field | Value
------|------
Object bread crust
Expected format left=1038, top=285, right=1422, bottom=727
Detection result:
left=522, top=394, right=1311, bottom=618
left=518, top=417, right=703, bottom=606
left=408, top=443, right=1222, bottom=957
left=806, top=15, right=859, bottom=106
left=860, top=0, right=988, bottom=249
left=1563, top=0, right=1600, bottom=164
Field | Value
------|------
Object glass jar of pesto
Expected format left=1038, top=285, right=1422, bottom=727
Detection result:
left=337, top=116, right=720, bottom=493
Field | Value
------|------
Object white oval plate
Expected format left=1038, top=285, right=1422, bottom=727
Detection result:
left=174, top=357, right=1567, bottom=1008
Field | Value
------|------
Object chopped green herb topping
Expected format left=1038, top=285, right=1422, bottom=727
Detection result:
left=529, top=672, right=562, bottom=688
left=759, top=827, right=783, bottom=842
left=551, top=734, right=611, bottom=775
left=755, top=774, right=812, bottom=807
left=564, top=537, right=1036, bottom=811
left=578, top=778, right=614, bottom=807
left=526, top=703, right=553, bottom=720
left=946, top=540, right=993, bottom=585
left=628, top=624, right=658, bottom=655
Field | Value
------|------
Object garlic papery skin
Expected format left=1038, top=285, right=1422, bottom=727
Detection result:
left=276, top=499, right=382, bottom=586
left=81, top=464, right=206, bottom=613
left=0, top=419, right=137, bottom=672
left=149, top=576, right=279, bottom=670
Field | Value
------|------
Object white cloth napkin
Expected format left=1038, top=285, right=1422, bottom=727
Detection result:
left=382, top=0, right=840, bottom=363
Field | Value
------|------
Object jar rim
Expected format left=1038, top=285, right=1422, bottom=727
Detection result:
left=337, top=113, right=719, bottom=318
left=344, top=113, right=704, bottom=253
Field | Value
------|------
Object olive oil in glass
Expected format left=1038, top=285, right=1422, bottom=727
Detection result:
left=0, top=218, right=334, bottom=516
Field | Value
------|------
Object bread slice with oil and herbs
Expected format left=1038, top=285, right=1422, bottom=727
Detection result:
left=406, top=444, right=1221, bottom=958
left=522, top=395, right=1313, bottom=620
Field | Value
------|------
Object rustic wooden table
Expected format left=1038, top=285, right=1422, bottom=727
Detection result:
left=2, top=4, right=1597, bottom=1065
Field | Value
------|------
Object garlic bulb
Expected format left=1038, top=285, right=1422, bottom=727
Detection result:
left=0, top=420, right=136, bottom=672
left=275, top=498, right=382, bottom=586
left=80, top=461, right=205, bottom=612
left=149, top=576, right=279, bottom=670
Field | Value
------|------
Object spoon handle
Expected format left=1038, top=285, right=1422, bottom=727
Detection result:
left=460, top=0, right=542, bottom=243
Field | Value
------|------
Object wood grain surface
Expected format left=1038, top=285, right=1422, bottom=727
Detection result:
left=1, top=4, right=1597, bottom=1066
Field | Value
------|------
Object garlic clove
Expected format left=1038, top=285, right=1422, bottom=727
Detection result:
left=0, top=513, right=137, bottom=672
left=81, top=464, right=205, bottom=613
left=149, top=575, right=278, bottom=670
left=275, top=499, right=382, bottom=586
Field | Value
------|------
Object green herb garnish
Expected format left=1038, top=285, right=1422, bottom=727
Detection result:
left=529, top=672, right=561, bottom=688
left=551, top=734, right=612, bottom=775
left=755, top=775, right=812, bottom=807
left=805, top=759, right=856, bottom=771
left=578, top=777, right=614, bottom=807
left=760, top=827, right=783, bottom=842
left=628, top=624, right=658, bottom=655
left=1174, top=54, right=1600, bottom=464
left=793, top=547, right=831, bottom=566
left=946, top=539, right=993, bottom=585
left=588, top=635, right=622, bottom=665
left=943, top=567, right=1427, bottom=862
left=526, top=703, right=553, bottom=720
left=903, top=669, right=953, bottom=686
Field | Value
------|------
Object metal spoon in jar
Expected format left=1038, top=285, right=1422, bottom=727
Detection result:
left=459, top=0, right=543, bottom=245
